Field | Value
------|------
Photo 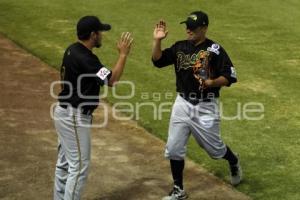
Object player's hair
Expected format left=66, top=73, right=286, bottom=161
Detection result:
left=78, top=32, right=92, bottom=40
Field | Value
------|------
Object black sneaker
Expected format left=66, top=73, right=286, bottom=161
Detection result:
left=162, top=185, right=188, bottom=200
left=229, top=154, right=242, bottom=186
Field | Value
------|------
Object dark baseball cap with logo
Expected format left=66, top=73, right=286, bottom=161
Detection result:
left=180, top=11, right=209, bottom=30
left=77, top=16, right=111, bottom=39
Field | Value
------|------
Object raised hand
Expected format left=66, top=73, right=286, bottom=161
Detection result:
left=118, top=32, right=134, bottom=56
left=153, top=20, right=169, bottom=40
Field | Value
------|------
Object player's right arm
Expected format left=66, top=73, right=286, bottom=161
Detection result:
left=108, top=32, right=133, bottom=87
left=81, top=33, right=133, bottom=87
left=152, top=20, right=168, bottom=61
left=152, top=20, right=175, bottom=68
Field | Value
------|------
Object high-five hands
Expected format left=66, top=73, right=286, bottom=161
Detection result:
left=118, top=32, right=134, bottom=56
left=153, top=20, right=169, bottom=40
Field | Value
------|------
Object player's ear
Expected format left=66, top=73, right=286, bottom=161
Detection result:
left=90, top=31, right=95, bottom=39
left=201, top=26, right=208, bottom=34
left=90, top=31, right=97, bottom=40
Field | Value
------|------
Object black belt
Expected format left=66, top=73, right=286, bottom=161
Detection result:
left=59, top=104, right=94, bottom=115
left=179, top=94, right=212, bottom=105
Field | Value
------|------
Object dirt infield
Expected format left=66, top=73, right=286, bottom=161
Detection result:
left=0, top=34, right=251, bottom=200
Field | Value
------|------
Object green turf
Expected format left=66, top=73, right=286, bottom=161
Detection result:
left=1, top=0, right=300, bottom=199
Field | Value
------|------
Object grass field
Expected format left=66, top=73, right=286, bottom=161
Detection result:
left=1, top=0, right=300, bottom=199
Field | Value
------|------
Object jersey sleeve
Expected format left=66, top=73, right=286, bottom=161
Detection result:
left=152, top=44, right=175, bottom=68
left=211, top=47, right=237, bottom=86
left=81, top=55, right=112, bottom=86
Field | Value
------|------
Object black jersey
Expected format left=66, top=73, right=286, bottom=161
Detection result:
left=58, top=42, right=112, bottom=110
left=152, top=39, right=237, bottom=98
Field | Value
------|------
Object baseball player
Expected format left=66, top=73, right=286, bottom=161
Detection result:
left=152, top=11, right=242, bottom=200
left=53, top=16, right=133, bottom=200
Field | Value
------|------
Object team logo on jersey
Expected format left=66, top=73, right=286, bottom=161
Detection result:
left=207, top=43, right=220, bottom=55
left=176, top=51, right=193, bottom=70
left=176, top=50, right=211, bottom=90
left=192, top=50, right=210, bottom=89
left=176, top=50, right=210, bottom=72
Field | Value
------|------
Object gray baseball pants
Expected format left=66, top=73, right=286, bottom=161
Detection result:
left=53, top=105, right=92, bottom=200
left=165, top=95, right=227, bottom=160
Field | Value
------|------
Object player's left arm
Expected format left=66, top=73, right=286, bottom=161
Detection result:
left=204, top=76, right=229, bottom=88
left=204, top=46, right=237, bottom=88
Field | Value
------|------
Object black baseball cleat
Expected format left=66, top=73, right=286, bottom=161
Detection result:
left=162, top=185, right=188, bottom=200
left=229, top=154, right=242, bottom=186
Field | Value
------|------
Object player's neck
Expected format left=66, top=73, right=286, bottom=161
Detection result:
left=78, top=40, right=93, bottom=51
left=193, top=37, right=206, bottom=46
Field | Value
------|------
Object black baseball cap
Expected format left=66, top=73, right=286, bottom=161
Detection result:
left=77, top=16, right=111, bottom=39
left=180, top=11, right=209, bottom=30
